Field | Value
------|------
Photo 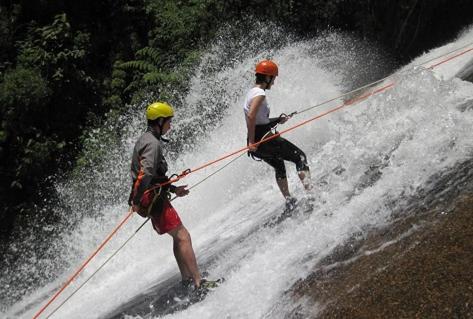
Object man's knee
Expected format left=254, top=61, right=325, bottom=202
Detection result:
left=297, top=163, right=309, bottom=173
left=296, top=151, right=309, bottom=172
left=169, top=225, right=192, bottom=244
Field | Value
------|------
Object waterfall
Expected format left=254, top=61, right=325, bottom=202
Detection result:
left=3, top=23, right=472, bottom=319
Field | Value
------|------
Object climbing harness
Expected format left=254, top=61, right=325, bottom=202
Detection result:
left=247, top=112, right=295, bottom=161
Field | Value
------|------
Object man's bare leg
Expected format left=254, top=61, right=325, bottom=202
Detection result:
left=169, top=225, right=201, bottom=287
left=298, top=169, right=312, bottom=191
left=276, top=177, right=291, bottom=199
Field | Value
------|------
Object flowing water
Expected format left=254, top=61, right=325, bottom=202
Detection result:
left=2, top=24, right=473, bottom=319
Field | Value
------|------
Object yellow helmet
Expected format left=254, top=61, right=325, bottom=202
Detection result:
left=146, top=102, right=174, bottom=120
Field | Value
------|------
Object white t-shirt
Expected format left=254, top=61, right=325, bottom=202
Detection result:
left=243, top=87, right=270, bottom=125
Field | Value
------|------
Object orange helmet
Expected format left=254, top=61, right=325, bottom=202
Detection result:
left=255, top=60, right=278, bottom=76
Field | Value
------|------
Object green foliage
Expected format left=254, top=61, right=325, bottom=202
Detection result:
left=119, top=45, right=183, bottom=96
left=146, top=0, right=218, bottom=64
left=111, top=68, right=127, bottom=92
left=0, top=67, right=53, bottom=189
left=0, top=12, right=102, bottom=241
left=0, top=4, right=21, bottom=71
left=120, top=48, right=159, bottom=93
left=136, top=47, right=161, bottom=66
left=120, top=60, right=157, bottom=73
left=0, top=67, right=51, bottom=181
left=17, top=137, right=64, bottom=183
left=17, top=14, right=92, bottom=84
left=0, top=67, right=50, bottom=117
left=103, top=61, right=128, bottom=111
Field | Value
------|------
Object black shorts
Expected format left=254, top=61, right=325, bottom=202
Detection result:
left=250, top=124, right=309, bottom=179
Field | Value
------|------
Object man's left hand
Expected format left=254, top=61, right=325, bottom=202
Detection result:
left=174, top=185, right=189, bottom=197
left=132, top=204, right=141, bottom=213
left=279, top=114, right=289, bottom=124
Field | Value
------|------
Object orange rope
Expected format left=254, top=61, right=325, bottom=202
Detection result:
left=32, top=44, right=472, bottom=318
left=32, top=208, right=134, bottom=319
left=427, top=47, right=473, bottom=69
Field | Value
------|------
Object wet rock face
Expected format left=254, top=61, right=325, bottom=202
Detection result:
left=289, top=159, right=473, bottom=319
left=293, top=194, right=473, bottom=319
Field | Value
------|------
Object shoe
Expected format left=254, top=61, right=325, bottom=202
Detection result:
left=284, top=196, right=297, bottom=211
left=191, top=278, right=224, bottom=301
left=198, top=278, right=222, bottom=289
left=179, top=278, right=195, bottom=295
left=181, top=278, right=193, bottom=287
left=184, top=277, right=223, bottom=292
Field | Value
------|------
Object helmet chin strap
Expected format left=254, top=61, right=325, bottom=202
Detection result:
left=151, top=118, right=170, bottom=143
left=264, top=76, right=273, bottom=90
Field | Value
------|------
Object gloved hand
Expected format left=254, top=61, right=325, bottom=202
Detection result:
left=278, top=114, right=289, bottom=124
left=174, top=185, right=189, bottom=197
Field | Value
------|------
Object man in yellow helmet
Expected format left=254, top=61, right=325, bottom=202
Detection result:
left=129, top=102, right=204, bottom=289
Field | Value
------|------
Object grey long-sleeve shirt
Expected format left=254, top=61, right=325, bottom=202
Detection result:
left=130, top=128, right=169, bottom=205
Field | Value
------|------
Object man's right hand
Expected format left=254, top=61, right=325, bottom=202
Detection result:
left=132, top=204, right=141, bottom=213
left=278, top=114, right=289, bottom=124
left=174, top=185, right=190, bottom=197
left=248, top=141, right=258, bottom=152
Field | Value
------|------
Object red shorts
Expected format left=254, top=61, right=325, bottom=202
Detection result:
left=140, top=190, right=182, bottom=235
left=150, top=201, right=182, bottom=234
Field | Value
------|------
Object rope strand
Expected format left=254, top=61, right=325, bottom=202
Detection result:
left=294, top=41, right=473, bottom=116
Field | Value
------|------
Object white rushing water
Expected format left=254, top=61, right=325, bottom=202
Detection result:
left=3, top=24, right=473, bottom=319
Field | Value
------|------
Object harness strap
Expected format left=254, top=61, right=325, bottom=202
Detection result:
left=248, top=127, right=278, bottom=161
left=146, top=186, right=162, bottom=217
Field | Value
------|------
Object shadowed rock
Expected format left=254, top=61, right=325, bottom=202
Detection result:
left=290, top=159, right=473, bottom=319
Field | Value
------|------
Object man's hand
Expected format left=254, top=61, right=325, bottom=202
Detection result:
left=248, top=141, right=258, bottom=152
left=279, top=114, right=289, bottom=124
left=132, top=204, right=141, bottom=213
left=174, top=185, right=190, bottom=197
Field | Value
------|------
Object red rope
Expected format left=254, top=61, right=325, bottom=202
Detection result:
left=427, top=47, right=473, bottom=69
left=32, top=208, right=134, bottom=319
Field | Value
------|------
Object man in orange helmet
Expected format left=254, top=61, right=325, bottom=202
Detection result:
left=243, top=60, right=312, bottom=210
